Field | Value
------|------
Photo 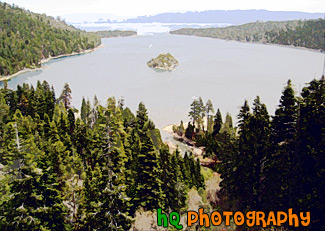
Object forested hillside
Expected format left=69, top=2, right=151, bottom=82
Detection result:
left=171, top=19, right=325, bottom=51
left=265, top=19, right=325, bottom=50
left=0, top=81, right=204, bottom=230
left=95, top=30, right=137, bottom=38
left=0, top=2, right=101, bottom=76
left=172, top=77, right=325, bottom=230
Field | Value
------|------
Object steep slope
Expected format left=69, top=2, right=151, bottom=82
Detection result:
left=0, top=2, right=101, bottom=76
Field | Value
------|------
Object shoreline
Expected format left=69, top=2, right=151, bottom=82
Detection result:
left=170, top=33, right=324, bottom=53
left=163, top=124, right=217, bottom=166
left=0, top=44, right=104, bottom=82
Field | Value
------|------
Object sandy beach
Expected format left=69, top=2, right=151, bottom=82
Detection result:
left=0, top=44, right=104, bottom=82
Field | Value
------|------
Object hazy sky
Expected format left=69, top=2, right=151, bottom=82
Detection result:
left=4, top=0, right=325, bottom=17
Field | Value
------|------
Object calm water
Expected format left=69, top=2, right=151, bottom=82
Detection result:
left=4, top=34, right=324, bottom=136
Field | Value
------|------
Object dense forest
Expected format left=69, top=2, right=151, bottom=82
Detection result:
left=95, top=30, right=137, bottom=38
left=171, top=19, right=325, bottom=51
left=0, top=2, right=101, bottom=76
left=172, top=77, right=325, bottom=230
left=0, top=81, right=205, bottom=230
left=0, top=79, right=323, bottom=230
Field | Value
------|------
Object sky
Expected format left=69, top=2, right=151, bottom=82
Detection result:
left=4, top=0, right=325, bottom=17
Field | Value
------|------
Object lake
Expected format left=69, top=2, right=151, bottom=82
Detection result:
left=3, top=34, right=324, bottom=140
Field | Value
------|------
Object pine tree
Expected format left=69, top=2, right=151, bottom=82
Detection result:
left=249, top=96, right=270, bottom=210
left=159, top=145, right=173, bottom=210
left=67, top=108, right=75, bottom=135
left=96, top=157, right=132, bottom=231
left=292, top=78, right=325, bottom=230
left=133, top=102, right=164, bottom=211
left=182, top=152, right=192, bottom=187
left=194, top=158, right=204, bottom=189
left=198, top=97, right=206, bottom=130
left=212, top=108, right=223, bottom=136
left=77, top=166, right=101, bottom=230
left=80, top=97, right=87, bottom=123
left=262, top=79, right=298, bottom=211
left=218, top=98, right=270, bottom=212
left=124, top=128, right=141, bottom=215
left=189, top=97, right=205, bottom=128
left=221, top=112, right=234, bottom=136
left=185, top=122, right=195, bottom=139
left=59, top=83, right=72, bottom=109
left=205, top=99, right=214, bottom=133
left=0, top=134, right=67, bottom=230
left=272, top=79, right=298, bottom=144
left=169, top=150, right=187, bottom=212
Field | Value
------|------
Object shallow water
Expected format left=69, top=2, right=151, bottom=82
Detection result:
left=3, top=34, right=324, bottom=134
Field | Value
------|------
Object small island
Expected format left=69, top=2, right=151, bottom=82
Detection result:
left=147, top=53, right=179, bottom=71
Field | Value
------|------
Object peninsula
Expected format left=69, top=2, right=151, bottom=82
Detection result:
left=147, top=53, right=179, bottom=71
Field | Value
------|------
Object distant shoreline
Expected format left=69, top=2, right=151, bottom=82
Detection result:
left=0, top=44, right=104, bottom=82
left=170, top=33, right=323, bottom=53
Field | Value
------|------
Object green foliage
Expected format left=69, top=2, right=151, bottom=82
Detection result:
left=0, top=81, right=200, bottom=229
left=265, top=19, right=325, bottom=50
left=0, top=2, right=101, bottom=76
left=131, top=103, right=165, bottom=211
left=212, top=108, right=222, bottom=136
left=171, top=19, right=325, bottom=50
left=215, top=77, right=324, bottom=230
left=205, top=100, right=214, bottom=133
left=188, top=97, right=205, bottom=129
left=95, top=30, right=137, bottom=38
left=173, top=77, right=323, bottom=229
left=58, top=83, right=72, bottom=109
left=185, top=122, right=195, bottom=139
left=147, top=53, right=179, bottom=70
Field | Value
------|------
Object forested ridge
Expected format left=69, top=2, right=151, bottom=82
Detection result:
left=172, top=77, right=325, bottom=230
left=0, top=81, right=205, bottom=230
left=95, top=30, right=137, bottom=38
left=0, top=2, right=101, bottom=76
left=171, top=19, right=325, bottom=51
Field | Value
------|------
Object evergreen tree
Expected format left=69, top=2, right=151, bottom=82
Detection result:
left=198, top=97, right=206, bottom=130
left=189, top=97, right=205, bottom=128
left=185, top=122, right=195, bottom=139
left=80, top=97, right=87, bottom=123
left=169, top=150, right=187, bottom=212
left=249, top=96, right=270, bottom=210
left=59, top=83, right=72, bottom=109
left=205, top=99, right=214, bottom=133
left=67, top=108, right=75, bottom=135
left=262, top=79, right=298, bottom=211
left=272, top=79, right=298, bottom=144
left=194, top=158, right=205, bottom=189
left=292, top=78, right=325, bottom=230
left=159, top=145, right=174, bottom=210
left=132, top=103, right=165, bottom=211
left=0, top=135, right=67, bottom=230
left=212, top=108, right=223, bottom=136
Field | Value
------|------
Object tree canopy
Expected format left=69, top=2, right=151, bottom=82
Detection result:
left=0, top=2, right=101, bottom=76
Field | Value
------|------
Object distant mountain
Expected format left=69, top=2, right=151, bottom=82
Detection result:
left=62, top=13, right=127, bottom=24
left=124, top=10, right=324, bottom=24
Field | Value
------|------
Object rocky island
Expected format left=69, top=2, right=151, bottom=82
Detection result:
left=147, top=53, right=179, bottom=71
